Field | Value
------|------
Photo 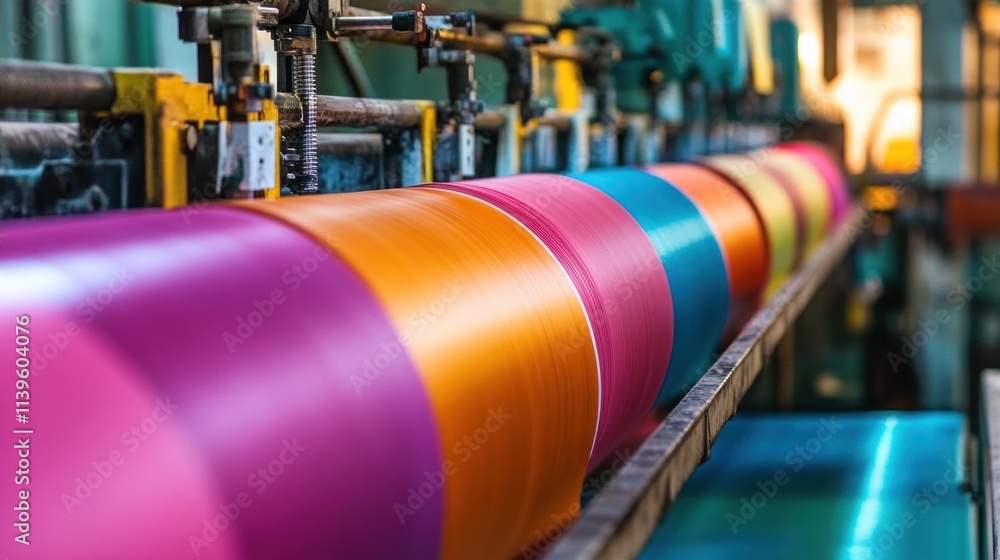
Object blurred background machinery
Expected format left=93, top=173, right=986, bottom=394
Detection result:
left=7, top=0, right=1000, bottom=559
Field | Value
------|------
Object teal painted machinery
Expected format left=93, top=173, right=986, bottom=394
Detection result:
left=560, top=0, right=750, bottom=117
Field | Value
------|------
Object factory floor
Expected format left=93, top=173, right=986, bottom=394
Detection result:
left=640, top=412, right=975, bottom=559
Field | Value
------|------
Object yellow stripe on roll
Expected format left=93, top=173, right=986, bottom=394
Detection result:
left=756, top=149, right=833, bottom=255
left=701, top=155, right=799, bottom=297
left=234, top=188, right=599, bottom=560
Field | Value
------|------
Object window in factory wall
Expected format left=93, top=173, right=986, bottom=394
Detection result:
left=838, top=6, right=921, bottom=175
left=791, top=0, right=922, bottom=175
left=977, top=3, right=1000, bottom=183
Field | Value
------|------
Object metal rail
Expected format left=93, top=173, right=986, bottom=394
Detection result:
left=982, top=369, right=1000, bottom=560
left=546, top=207, right=865, bottom=560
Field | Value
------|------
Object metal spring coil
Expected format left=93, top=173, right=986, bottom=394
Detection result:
left=292, top=53, right=318, bottom=193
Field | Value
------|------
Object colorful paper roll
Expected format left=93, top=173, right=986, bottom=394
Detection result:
left=700, top=155, right=800, bottom=296
left=757, top=149, right=833, bottom=256
left=566, top=168, right=728, bottom=405
left=0, top=207, right=442, bottom=560
left=0, top=143, right=852, bottom=560
left=429, top=175, right=674, bottom=466
left=779, top=141, right=852, bottom=224
left=644, top=164, right=769, bottom=339
left=235, top=188, right=600, bottom=560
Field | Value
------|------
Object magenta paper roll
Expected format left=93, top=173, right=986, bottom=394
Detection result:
left=431, top=175, right=674, bottom=468
left=0, top=207, right=441, bottom=560
left=4, top=306, right=243, bottom=560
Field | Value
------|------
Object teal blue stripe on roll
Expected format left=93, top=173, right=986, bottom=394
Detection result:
left=567, top=168, right=729, bottom=406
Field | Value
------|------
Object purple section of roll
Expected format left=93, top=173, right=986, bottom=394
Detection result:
left=2, top=305, right=243, bottom=560
left=0, top=207, right=442, bottom=560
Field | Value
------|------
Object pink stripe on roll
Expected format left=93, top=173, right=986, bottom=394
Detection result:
left=431, top=174, right=673, bottom=468
left=779, top=142, right=852, bottom=224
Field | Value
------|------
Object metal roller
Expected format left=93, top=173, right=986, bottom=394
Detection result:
left=275, top=92, right=425, bottom=130
left=0, top=60, right=115, bottom=111
left=0, top=122, right=79, bottom=166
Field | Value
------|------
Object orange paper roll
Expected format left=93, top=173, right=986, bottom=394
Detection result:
left=234, top=188, right=599, bottom=560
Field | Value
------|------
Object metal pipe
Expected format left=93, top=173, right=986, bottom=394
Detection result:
left=0, top=60, right=115, bottom=111
left=435, top=29, right=506, bottom=54
left=362, top=26, right=593, bottom=63
left=276, top=93, right=424, bottom=129
left=336, top=16, right=396, bottom=33
left=535, top=41, right=593, bottom=64
left=472, top=110, right=506, bottom=132
left=535, top=114, right=572, bottom=132
left=0, top=122, right=79, bottom=166
left=317, top=133, right=383, bottom=157
left=141, top=0, right=300, bottom=20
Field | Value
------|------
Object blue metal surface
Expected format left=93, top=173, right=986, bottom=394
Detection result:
left=567, top=168, right=729, bottom=406
left=640, top=412, right=973, bottom=560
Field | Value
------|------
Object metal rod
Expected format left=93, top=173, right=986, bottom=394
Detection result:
left=982, top=369, right=1000, bottom=560
left=140, top=0, right=300, bottom=20
left=0, top=122, right=79, bottom=166
left=276, top=93, right=425, bottom=129
left=316, top=133, right=383, bottom=157
left=336, top=16, right=395, bottom=33
left=472, top=110, right=506, bottom=132
left=362, top=26, right=593, bottom=63
left=0, top=60, right=115, bottom=111
left=545, top=208, right=865, bottom=560
left=535, top=114, right=573, bottom=132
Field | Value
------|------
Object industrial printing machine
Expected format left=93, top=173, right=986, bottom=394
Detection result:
left=3, top=1, right=1000, bottom=559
